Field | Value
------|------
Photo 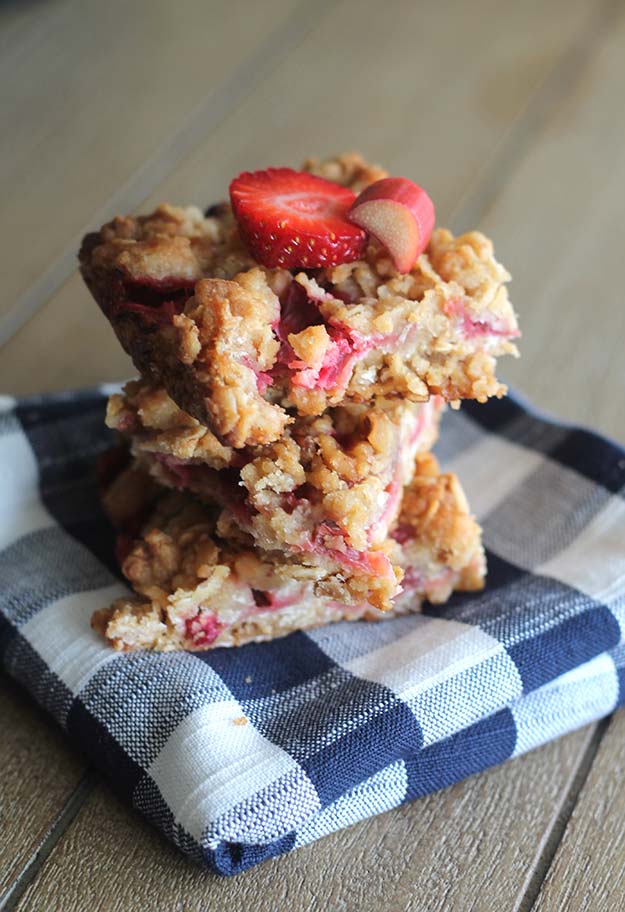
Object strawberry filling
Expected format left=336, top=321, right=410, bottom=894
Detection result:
left=185, top=611, right=224, bottom=647
left=401, top=565, right=455, bottom=595
left=444, top=297, right=520, bottom=340
left=306, top=521, right=397, bottom=581
left=274, top=282, right=373, bottom=394
left=152, top=456, right=254, bottom=526
left=292, top=331, right=366, bottom=392
left=241, top=357, right=273, bottom=394
left=366, top=403, right=436, bottom=545
left=180, top=557, right=452, bottom=647
left=152, top=453, right=205, bottom=490
left=112, top=275, right=196, bottom=325
left=390, top=524, right=416, bottom=546
left=251, top=589, right=300, bottom=612
left=270, top=287, right=518, bottom=398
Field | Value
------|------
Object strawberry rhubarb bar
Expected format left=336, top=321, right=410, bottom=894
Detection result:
left=93, top=454, right=485, bottom=651
left=105, top=379, right=443, bottom=610
left=79, top=154, right=519, bottom=448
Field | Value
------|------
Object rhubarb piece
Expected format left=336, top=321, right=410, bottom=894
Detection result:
left=79, top=153, right=519, bottom=447
left=229, top=168, right=366, bottom=268
left=106, top=379, right=443, bottom=610
left=92, top=454, right=485, bottom=651
left=348, top=177, right=435, bottom=273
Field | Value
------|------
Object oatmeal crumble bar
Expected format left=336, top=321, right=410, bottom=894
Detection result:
left=106, top=379, right=443, bottom=610
left=80, top=153, right=519, bottom=448
left=92, top=454, right=485, bottom=651
left=81, top=152, right=513, bottom=649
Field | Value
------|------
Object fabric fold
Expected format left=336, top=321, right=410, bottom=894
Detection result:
left=1, top=387, right=624, bottom=876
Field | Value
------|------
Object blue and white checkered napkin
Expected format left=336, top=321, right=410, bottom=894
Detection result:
left=1, top=388, right=625, bottom=875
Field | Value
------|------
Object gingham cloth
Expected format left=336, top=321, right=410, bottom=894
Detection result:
left=1, top=387, right=625, bottom=876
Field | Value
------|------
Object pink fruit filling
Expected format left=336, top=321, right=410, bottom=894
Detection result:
left=444, top=297, right=520, bottom=340
left=241, top=357, right=273, bottom=394
left=401, top=565, right=455, bottom=595
left=251, top=589, right=300, bottom=612
left=113, top=276, right=196, bottom=325
left=152, top=453, right=208, bottom=490
left=271, top=283, right=519, bottom=397
left=390, top=524, right=415, bottom=546
left=273, top=283, right=375, bottom=394
left=185, top=611, right=224, bottom=647
left=153, top=456, right=255, bottom=527
left=366, top=399, right=440, bottom=545
left=184, top=588, right=309, bottom=649
left=305, top=523, right=398, bottom=582
left=291, top=331, right=359, bottom=391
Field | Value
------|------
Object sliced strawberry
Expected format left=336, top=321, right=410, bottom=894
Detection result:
left=229, top=168, right=366, bottom=268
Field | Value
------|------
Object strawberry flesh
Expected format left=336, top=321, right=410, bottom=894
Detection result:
left=229, top=168, right=366, bottom=268
left=185, top=611, right=224, bottom=647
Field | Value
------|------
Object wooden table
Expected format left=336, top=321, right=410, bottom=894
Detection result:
left=2, top=1, right=625, bottom=908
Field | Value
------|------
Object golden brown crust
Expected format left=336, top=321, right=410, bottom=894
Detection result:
left=396, top=453, right=486, bottom=598
left=100, top=460, right=161, bottom=531
left=171, top=270, right=289, bottom=446
left=92, top=454, right=485, bottom=652
left=302, top=152, right=388, bottom=193
left=79, top=154, right=519, bottom=448
left=106, top=380, right=234, bottom=466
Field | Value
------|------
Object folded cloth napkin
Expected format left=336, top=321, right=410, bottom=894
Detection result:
left=1, top=387, right=624, bottom=876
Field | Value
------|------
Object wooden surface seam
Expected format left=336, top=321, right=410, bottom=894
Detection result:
left=514, top=719, right=611, bottom=912
left=533, top=711, right=625, bottom=911
left=1, top=772, right=96, bottom=912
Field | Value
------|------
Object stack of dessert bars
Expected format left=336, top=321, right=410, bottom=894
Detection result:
left=79, top=154, right=519, bottom=651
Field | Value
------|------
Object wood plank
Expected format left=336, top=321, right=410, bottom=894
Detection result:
left=0, top=0, right=67, bottom=59
left=0, top=677, right=87, bottom=901
left=474, top=0, right=625, bottom=443
left=14, top=729, right=593, bottom=912
left=532, top=709, right=625, bottom=912
left=0, top=0, right=305, bottom=340
left=0, top=0, right=597, bottom=396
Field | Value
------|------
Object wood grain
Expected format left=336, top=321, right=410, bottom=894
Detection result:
left=532, top=709, right=625, bottom=912
left=0, top=0, right=597, bottom=395
left=0, top=677, right=86, bottom=901
left=0, top=0, right=66, bottom=57
left=475, top=0, right=625, bottom=442
left=0, top=0, right=305, bottom=339
left=15, top=729, right=592, bottom=912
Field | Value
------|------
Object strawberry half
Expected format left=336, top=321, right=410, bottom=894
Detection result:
left=229, top=168, right=367, bottom=269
